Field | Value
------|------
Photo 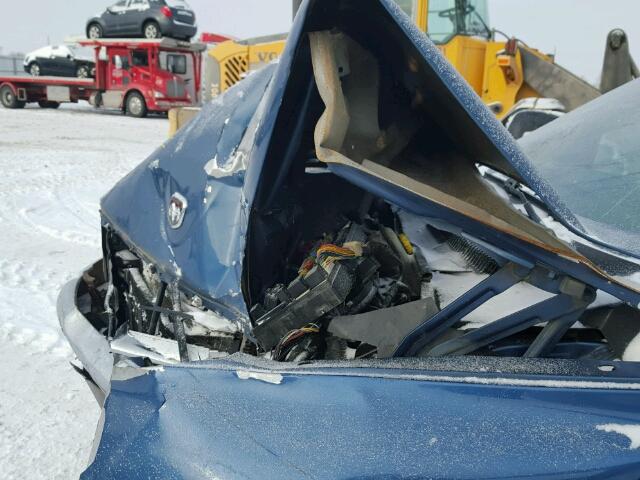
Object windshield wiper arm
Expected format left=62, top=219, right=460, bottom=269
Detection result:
left=503, top=178, right=543, bottom=224
left=482, top=168, right=544, bottom=223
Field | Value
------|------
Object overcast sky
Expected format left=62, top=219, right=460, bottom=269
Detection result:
left=1, top=0, right=639, bottom=85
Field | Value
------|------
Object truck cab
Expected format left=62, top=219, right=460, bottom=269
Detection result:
left=81, top=38, right=204, bottom=117
left=0, top=38, right=204, bottom=116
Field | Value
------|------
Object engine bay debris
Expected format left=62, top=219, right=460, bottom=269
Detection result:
left=251, top=219, right=429, bottom=353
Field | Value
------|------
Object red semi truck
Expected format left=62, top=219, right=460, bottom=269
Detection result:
left=0, top=38, right=205, bottom=117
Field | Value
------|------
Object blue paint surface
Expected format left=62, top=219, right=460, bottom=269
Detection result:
left=91, top=1, right=640, bottom=477
left=84, top=360, right=640, bottom=479
left=100, top=65, right=275, bottom=317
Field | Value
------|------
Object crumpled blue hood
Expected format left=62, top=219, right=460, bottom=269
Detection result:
left=88, top=3, right=640, bottom=478
left=100, top=0, right=640, bottom=327
left=100, top=66, right=275, bottom=319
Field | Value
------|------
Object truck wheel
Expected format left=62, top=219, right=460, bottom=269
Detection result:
left=87, top=23, right=103, bottom=39
left=126, top=92, right=147, bottom=118
left=1, top=85, right=25, bottom=109
left=38, top=101, right=60, bottom=109
left=29, top=62, right=41, bottom=76
left=143, top=21, right=162, bottom=39
left=76, top=65, right=90, bottom=79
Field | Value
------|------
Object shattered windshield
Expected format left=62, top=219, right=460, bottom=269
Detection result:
left=520, top=80, right=640, bottom=259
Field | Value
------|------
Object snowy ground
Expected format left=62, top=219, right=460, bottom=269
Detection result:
left=0, top=104, right=167, bottom=479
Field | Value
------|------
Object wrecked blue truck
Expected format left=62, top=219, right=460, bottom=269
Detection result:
left=57, top=0, right=640, bottom=478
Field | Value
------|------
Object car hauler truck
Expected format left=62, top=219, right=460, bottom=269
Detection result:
left=0, top=38, right=205, bottom=117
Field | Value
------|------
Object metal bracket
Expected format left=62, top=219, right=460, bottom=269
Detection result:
left=523, top=310, right=583, bottom=358
left=141, top=305, right=194, bottom=322
left=393, top=256, right=597, bottom=358
left=426, top=291, right=594, bottom=357
left=393, top=262, right=530, bottom=357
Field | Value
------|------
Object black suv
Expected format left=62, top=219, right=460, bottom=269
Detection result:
left=86, top=0, right=197, bottom=41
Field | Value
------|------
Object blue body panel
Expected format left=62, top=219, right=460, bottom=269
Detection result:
left=99, top=0, right=309, bottom=319
left=84, top=359, right=640, bottom=480
left=100, top=66, right=274, bottom=317
left=89, top=1, right=640, bottom=477
left=99, top=0, right=640, bottom=314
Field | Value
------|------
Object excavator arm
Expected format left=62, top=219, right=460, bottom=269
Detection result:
left=520, top=47, right=601, bottom=111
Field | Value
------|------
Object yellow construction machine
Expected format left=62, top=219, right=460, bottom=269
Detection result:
left=169, top=0, right=634, bottom=136
left=206, top=0, right=608, bottom=119
left=204, top=33, right=287, bottom=100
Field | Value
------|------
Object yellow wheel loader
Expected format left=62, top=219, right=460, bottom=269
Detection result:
left=170, top=0, right=636, bottom=136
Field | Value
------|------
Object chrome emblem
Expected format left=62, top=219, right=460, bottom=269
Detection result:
left=168, top=193, right=188, bottom=229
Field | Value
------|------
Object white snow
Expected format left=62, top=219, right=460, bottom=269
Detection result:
left=540, top=215, right=576, bottom=244
left=623, top=331, right=640, bottom=362
left=111, top=331, right=213, bottom=364
left=596, top=424, right=640, bottom=449
left=236, top=370, right=283, bottom=385
left=201, top=366, right=640, bottom=390
left=183, top=307, right=242, bottom=335
left=0, top=103, right=167, bottom=479
left=430, top=271, right=555, bottom=327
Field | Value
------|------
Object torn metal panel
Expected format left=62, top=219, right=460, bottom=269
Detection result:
left=81, top=361, right=640, bottom=479
left=52, top=2, right=640, bottom=476
left=306, top=22, right=640, bottom=304
left=310, top=30, right=573, bottom=257
left=97, top=0, right=640, bottom=318
left=110, top=331, right=215, bottom=364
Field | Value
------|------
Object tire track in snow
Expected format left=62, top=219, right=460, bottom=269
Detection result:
left=0, top=104, right=167, bottom=478
left=0, top=322, right=71, bottom=358
left=0, top=258, right=75, bottom=294
left=0, top=340, right=98, bottom=480
left=18, top=206, right=100, bottom=248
